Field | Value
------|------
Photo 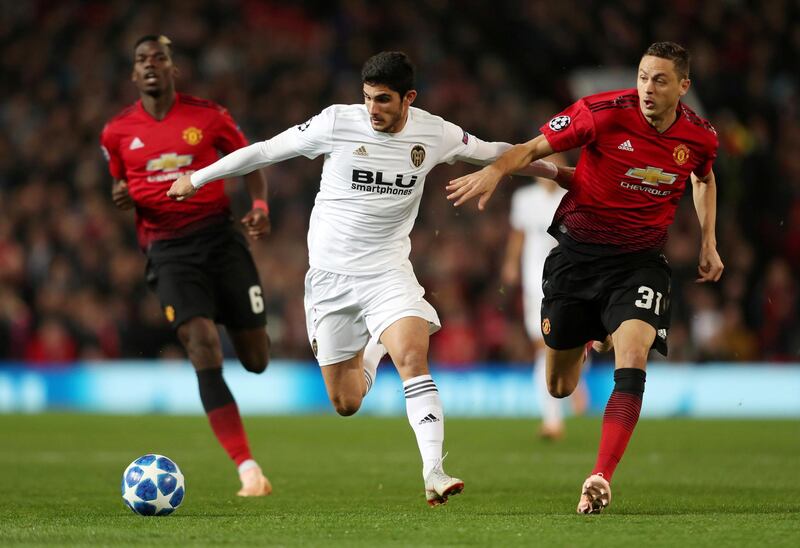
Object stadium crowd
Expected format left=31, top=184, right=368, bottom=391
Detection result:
left=0, top=0, right=797, bottom=364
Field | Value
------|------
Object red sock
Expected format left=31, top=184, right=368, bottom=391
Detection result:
left=207, top=402, right=254, bottom=466
left=591, top=368, right=645, bottom=482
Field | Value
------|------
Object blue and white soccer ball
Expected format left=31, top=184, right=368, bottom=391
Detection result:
left=121, top=454, right=185, bottom=516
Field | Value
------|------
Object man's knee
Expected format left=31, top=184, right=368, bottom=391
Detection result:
left=240, top=350, right=269, bottom=374
left=614, top=346, right=649, bottom=369
left=547, top=377, right=577, bottom=399
left=330, top=394, right=362, bottom=416
left=393, top=346, right=428, bottom=374
left=612, top=320, right=655, bottom=368
left=545, top=346, right=585, bottom=398
left=235, top=331, right=271, bottom=373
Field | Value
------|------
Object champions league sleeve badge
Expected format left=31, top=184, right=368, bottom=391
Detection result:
left=548, top=115, right=571, bottom=131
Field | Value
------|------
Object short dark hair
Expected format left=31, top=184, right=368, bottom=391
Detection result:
left=134, top=34, right=173, bottom=57
left=644, top=41, right=690, bottom=79
left=361, top=51, right=415, bottom=97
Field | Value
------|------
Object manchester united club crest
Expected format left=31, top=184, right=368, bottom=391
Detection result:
left=182, top=126, right=203, bottom=146
left=541, top=318, right=551, bottom=335
left=673, top=143, right=690, bottom=165
left=410, top=145, right=426, bottom=168
left=165, top=305, right=176, bottom=323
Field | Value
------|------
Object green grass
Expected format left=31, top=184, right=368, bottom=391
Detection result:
left=0, top=415, right=798, bottom=547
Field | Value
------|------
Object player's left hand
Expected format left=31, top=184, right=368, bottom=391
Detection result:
left=697, top=245, right=724, bottom=283
left=446, top=165, right=504, bottom=210
left=167, top=175, right=198, bottom=201
left=241, top=208, right=271, bottom=239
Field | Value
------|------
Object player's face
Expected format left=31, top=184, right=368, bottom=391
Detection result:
left=132, top=41, right=177, bottom=97
left=637, top=55, right=690, bottom=121
left=363, top=83, right=416, bottom=133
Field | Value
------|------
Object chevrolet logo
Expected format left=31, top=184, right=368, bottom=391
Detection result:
left=625, top=166, right=677, bottom=186
left=146, top=153, right=193, bottom=172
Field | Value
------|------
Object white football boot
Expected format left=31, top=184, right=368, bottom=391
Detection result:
left=237, top=465, right=273, bottom=497
left=576, top=473, right=611, bottom=514
left=424, top=457, right=464, bottom=507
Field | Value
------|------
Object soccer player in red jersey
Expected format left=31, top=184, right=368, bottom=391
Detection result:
left=447, top=42, right=724, bottom=513
left=101, top=35, right=273, bottom=497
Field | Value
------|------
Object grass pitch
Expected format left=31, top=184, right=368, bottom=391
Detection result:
left=0, top=414, right=797, bottom=546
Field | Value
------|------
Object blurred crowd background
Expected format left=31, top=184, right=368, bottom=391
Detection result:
left=1, top=0, right=798, bottom=365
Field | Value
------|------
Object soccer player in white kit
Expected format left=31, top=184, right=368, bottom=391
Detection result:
left=502, top=175, right=587, bottom=440
left=167, top=52, right=564, bottom=505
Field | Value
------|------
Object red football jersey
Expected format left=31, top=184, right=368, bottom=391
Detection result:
left=100, top=93, right=248, bottom=247
left=540, top=88, right=719, bottom=252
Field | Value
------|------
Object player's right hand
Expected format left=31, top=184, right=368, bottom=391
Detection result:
left=446, top=165, right=503, bottom=210
left=111, top=180, right=134, bottom=210
left=167, top=175, right=198, bottom=201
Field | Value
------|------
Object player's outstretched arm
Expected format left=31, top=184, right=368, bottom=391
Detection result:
left=167, top=174, right=198, bottom=201
left=447, top=135, right=553, bottom=210
left=167, top=127, right=307, bottom=201
left=167, top=141, right=272, bottom=201
left=691, top=170, right=724, bottom=282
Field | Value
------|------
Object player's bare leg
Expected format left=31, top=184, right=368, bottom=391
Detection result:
left=228, top=327, right=270, bottom=374
left=320, top=351, right=367, bottom=416
left=544, top=344, right=587, bottom=399
left=381, top=317, right=463, bottom=506
left=578, top=319, right=653, bottom=514
left=180, top=318, right=271, bottom=497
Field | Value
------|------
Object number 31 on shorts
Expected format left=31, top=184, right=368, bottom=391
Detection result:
left=634, top=285, right=663, bottom=315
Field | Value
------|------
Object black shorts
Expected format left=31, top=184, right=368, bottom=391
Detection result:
left=145, top=222, right=267, bottom=330
left=540, top=245, right=671, bottom=356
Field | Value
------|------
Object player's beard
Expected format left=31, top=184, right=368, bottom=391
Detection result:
left=143, top=86, right=164, bottom=98
left=379, top=111, right=403, bottom=133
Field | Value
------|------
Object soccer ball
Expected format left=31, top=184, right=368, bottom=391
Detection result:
left=121, top=454, right=185, bottom=516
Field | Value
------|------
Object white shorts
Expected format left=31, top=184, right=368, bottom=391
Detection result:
left=523, top=288, right=544, bottom=341
left=304, top=264, right=441, bottom=366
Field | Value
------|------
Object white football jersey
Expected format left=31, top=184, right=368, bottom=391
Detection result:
left=192, top=104, right=513, bottom=274
left=510, top=182, right=567, bottom=296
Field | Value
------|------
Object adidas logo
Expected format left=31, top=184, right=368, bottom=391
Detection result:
left=618, top=139, right=634, bottom=152
left=353, top=145, right=368, bottom=156
left=418, top=413, right=440, bottom=425
left=130, top=137, right=145, bottom=150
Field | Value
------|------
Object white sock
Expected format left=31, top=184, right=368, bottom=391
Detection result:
left=362, top=336, right=386, bottom=395
left=403, top=374, right=444, bottom=478
left=237, top=459, right=259, bottom=475
left=535, top=352, right=563, bottom=428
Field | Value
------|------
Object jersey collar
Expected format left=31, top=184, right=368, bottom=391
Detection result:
left=636, top=99, right=683, bottom=136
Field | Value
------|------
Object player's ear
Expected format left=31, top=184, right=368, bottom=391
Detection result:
left=679, top=78, right=690, bottom=97
left=404, top=89, right=417, bottom=106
